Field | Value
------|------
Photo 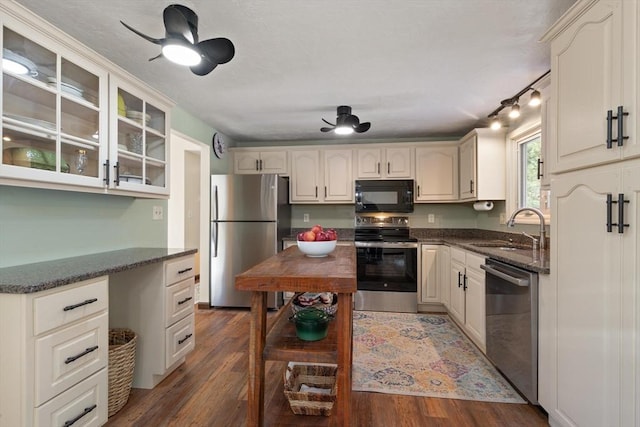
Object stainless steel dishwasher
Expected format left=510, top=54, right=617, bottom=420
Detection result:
left=481, top=258, right=538, bottom=404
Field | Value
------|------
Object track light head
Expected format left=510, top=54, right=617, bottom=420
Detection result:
left=529, top=89, right=541, bottom=106
left=490, top=115, right=502, bottom=130
left=508, top=103, right=521, bottom=119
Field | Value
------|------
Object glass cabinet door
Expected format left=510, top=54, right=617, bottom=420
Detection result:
left=1, top=25, right=106, bottom=186
left=111, top=83, right=168, bottom=194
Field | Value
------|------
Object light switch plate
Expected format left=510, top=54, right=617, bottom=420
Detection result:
left=303, top=213, right=309, bottom=222
left=152, top=206, right=163, bottom=220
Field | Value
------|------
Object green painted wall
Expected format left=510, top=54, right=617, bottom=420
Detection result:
left=0, top=107, right=233, bottom=268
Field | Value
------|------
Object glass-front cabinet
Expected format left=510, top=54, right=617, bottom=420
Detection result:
left=1, top=24, right=108, bottom=188
left=109, top=76, right=169, bottom=196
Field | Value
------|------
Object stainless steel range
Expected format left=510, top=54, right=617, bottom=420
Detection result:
left=354, top=215, right=418, bottom=313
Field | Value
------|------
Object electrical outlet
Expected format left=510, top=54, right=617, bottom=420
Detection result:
left=427, top=214, right=435, bottom=224
left=500, top=213, right=506, bottom=224
left=152, top=205, right=163, bottom=220
left=303, top=213, right=309, bottom=223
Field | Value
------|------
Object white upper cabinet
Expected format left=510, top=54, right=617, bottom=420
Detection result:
left=0, top=21, right=108, bottom=189
left=233, top=150, right=288, bottom=175
left=109, top=75, right=171, bottom=196
left=542, top=0, right=639, bottom=173
left=290, top=148, right=353, bottom=203
left=415, top=145, right=458, bottom=202
left=356, top=146, right=413, bottom=179
left=458, top=128, right=506, bottom=201
left=0, top=4, right=173, bottom=198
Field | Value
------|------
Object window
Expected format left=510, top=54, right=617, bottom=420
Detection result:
left=518, top=133, right=542, bottom=209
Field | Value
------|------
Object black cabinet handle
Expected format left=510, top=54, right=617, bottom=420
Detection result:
left=259, top=159, right=263, bottom=170
left=606, top=193, right=614, bottom=232
left=178, top=333, right=193, bottom=345
left=470, top=180, right=474, bottom=194
left=63, top=298, right=98, bottom=312
left=63, top=404, right=97, bottom=427
left=387, top=162, right=390, bottom=174
left=113, top=161, right=120, bottom=185
left=178, top=267, right=193, bottom=274
left=103, top=159, right=110, bottom=185
left=612, top=193, right=630, bottom=234
left=255, top=159, right=259, bottom=171
left=377, top=162, right=380, bottom=174
left=315, top=186, right=318, bottom=198
left=606, top=110, right=614, bottom=149
left=537, top=158, right=544, bottom=179
left=178, top=296, right=193, bottom=305
left=463, top=275, right=467, bottom=291
left=457, top=271, right=462, bottom=287
left=64, top=345, right=99, bottom=364
left=417, top=185, right=420, bottom=197
left=612, top=106, right=629, bottom=147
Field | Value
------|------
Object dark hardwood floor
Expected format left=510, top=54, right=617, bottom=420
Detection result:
left=105, top=307, right=548, bottom=427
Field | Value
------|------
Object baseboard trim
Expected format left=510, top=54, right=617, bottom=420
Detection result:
left=197, top=302, right=211, bottom=310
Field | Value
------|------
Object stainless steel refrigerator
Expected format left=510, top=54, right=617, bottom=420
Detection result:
left=210, top=174, right=290, bottom=308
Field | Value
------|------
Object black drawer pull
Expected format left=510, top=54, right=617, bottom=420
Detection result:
left=63, top=298, right=98, bottom=312
left=65, top=345, right=99, bottom=364
left=606, top=109, right=614, bottom=148
left=612, top=106, right=629, bottom=147
left=457, top=271, right=462, bottom=287
left=611, top=193, right=630, bottom=234
left=178, top=333, right=193, bottom=345
left=63, top=404, right=97, bottom=427
left=178, top=267, right=193, bottom=274
left=178, top=296, right=193, bottom=305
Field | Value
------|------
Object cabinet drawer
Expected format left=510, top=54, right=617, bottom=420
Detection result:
left=33, top=277, right=108, bottom=336
left=165, top=313, right=195, bottom=369
left=465, top=252, right=486, bottom=272
left=450, top=247, right=466, bottom=264
left=165, top=256, right=195, bottom=285
left=35, top=312, right=108, bottom=406
left=34, top=368, right=107, bottom=427
left=165, top=278, right=195, bottom=327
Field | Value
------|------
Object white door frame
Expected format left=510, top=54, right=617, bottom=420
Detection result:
left=168, top=130, right=211, bottom=304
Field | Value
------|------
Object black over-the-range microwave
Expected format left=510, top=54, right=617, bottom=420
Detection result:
left=355, top=179, right=414, bottom=213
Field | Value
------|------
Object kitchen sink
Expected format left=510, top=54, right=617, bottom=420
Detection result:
left=469, top=241, right=532, bottom=251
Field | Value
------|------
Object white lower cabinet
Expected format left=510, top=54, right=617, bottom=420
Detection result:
left=109, top=254, right=195, bottom=389
left=419, top=245, right=440, bottom=303
left=448, top=247, right=486, bottom=351
left=438, top=245, right=451, bottom=310
left=0, top=277, right=109, bottom=427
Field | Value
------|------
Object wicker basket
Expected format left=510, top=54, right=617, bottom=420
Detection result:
left=108, top=328, right=137, bottom=417
left=283, top=363, right=337, bottom=416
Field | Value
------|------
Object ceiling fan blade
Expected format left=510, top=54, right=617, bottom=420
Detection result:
left=322, top=118, right=335, bottom=127
left=344, top=115, right=359, bottom=127
left=197, top=38, right=235, bottom=65
left=120, top=21, right=164, bottom=44
left=163, top=4, right=196, bottom=43
left=320, top=127, right=334, bottom=132
left=354, top=122, right=371, bottom=133
left=190, top=59, right=218, bottom=76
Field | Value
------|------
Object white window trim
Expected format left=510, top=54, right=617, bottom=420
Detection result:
left=505, top=122, right=551, bottom=225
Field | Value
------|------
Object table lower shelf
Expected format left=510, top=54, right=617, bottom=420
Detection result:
left=264, top=300, right=338, bottom=364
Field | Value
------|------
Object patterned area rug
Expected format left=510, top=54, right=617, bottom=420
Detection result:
left=352, top=311, right=525, bottom=403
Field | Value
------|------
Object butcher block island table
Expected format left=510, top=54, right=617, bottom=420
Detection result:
left=235, top=245, right=357, bottom=427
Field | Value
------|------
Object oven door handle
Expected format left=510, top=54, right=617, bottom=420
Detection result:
left=354, top=241, right=418, bottom=249
left=480, top=264, right=529, bottom=287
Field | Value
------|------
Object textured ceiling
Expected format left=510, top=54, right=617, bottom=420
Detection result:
left=12, top=0, right=576, bottom=144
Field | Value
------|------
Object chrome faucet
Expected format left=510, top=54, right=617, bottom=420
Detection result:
left=506, top=207, right=546, bottom=250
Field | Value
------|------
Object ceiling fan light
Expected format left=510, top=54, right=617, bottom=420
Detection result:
left=335, top=125, right=354, bottom=135
left=2, top=57, right=29, bottom=75
left=162, top=42, right=201, bottom=66
left=529, top=89, right=542, bottom=106
left=508, top=103, right=521, bottom=119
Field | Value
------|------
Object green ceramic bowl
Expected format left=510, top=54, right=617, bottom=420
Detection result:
left=291, top=307, right=332, bottom=341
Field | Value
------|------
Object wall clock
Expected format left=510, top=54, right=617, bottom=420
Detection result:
left=212, top=133, right=226, bottom=159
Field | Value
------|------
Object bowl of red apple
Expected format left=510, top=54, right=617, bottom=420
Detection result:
left=296, top=225, right=338, bottom=257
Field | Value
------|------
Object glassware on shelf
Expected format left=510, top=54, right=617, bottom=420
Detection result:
left=74, top=149, right=87, bottom=174
left=128, top=133, right=143, bottom=154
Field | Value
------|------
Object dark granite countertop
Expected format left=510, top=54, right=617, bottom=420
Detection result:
left=286, top=228, right=550, bottom=274
left=0, top=247, right=197, bottom=294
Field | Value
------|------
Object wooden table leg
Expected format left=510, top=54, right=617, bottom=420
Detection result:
left=248, top=291, right=268, bottom=426
left=334, top=292, right=353, bottom=427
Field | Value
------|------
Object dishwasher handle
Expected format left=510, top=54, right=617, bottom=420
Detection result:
left=480, top=264, right=529, bottom=287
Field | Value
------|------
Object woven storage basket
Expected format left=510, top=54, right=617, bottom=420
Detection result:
left=283, top=363, right=337, bottom=416
left=108, top=328, right=137, bottom=417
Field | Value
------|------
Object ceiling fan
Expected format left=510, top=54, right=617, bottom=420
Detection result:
left=120, top=4, right=235, bottom=76
left=321, top=106, right=371, bottom=135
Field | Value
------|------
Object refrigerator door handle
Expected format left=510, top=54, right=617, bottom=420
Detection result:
left=212, top=222, right=219, bottom=257
left=213, top=185, right=219, bottom=221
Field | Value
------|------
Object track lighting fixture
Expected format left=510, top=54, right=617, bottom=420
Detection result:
left=486, top=70, right=549, bottom=130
